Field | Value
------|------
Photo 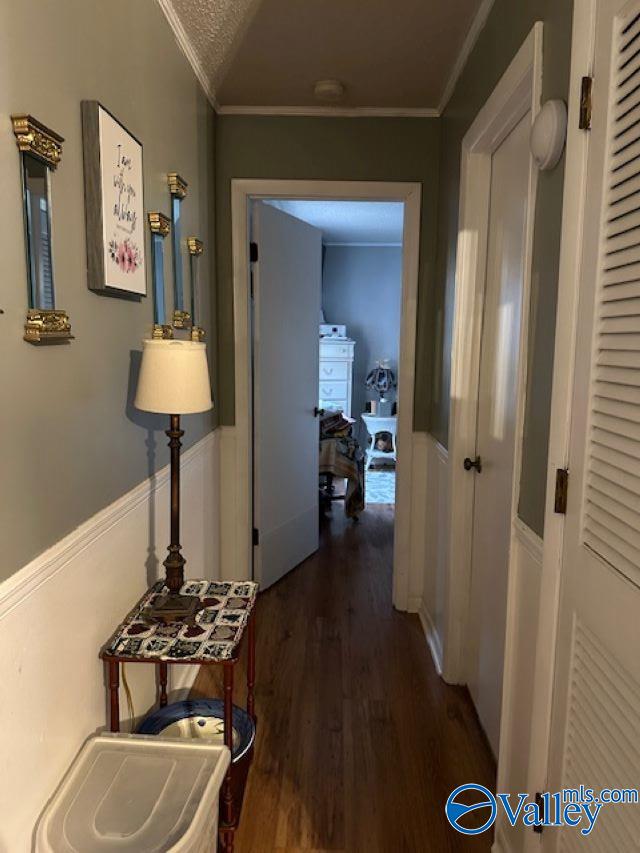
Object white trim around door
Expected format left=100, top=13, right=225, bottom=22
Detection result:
left=523, top=2, right=597, bottom=831
left=444, top=23, right=543, bottom=685
left=227, top=179, right=421, bottom=610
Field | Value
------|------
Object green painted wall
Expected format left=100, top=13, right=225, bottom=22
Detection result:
left=430, top=0, right=574, bottom=535
left=0, top=0, right=217, bottom=578
left=214, top=115, right=440, bottom=427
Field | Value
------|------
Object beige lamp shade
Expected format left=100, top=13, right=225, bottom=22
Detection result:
left=134, top=339, right=213, bottom=414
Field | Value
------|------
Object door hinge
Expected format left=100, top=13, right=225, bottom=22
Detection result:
left=252, top=527, right=260, bottom=546
left=554, top=468, right=569, bottom=514
left=250, top=241, right=259, bottom=263
left=579, top=76, right=593, bottom=130
left=533, top=792, right=545, bottom=834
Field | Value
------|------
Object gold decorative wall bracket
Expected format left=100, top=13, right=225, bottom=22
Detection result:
left=12, top=115, right=64, bottom=170
left=152, top=324, right=174, bottom=340
left=24, top=309, right=73, bottom=344
left=187, top=237, right=204, bottom=256
left=172, top=309, right=192, bottom=329
left=167, top=173, right=188, bottom=199
left=148, top=212, right=171, bottom=236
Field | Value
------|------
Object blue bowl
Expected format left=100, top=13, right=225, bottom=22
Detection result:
left=137, top=699, right=255, bottom=763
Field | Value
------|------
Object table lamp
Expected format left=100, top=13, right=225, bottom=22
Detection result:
left=365, top=359, right=396, bottom=415
left=135, top=338, right=213, bottom=621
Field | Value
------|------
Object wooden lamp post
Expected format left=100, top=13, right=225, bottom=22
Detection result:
left=134, top=338, right=212, bottom=621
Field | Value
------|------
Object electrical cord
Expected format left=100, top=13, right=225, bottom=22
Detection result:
left=121, top=664, right=136, bottom=732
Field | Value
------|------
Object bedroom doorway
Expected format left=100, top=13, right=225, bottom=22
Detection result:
left=228, top=180, right=421, bottom=605
left=250, top=198, right=404, bottom=589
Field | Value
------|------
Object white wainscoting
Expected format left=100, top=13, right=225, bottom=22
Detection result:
left=406, top=432, right=428, bottom=612
left=418, top=434, right=449, bottom=676
left=494, top=518, right=544, bottom=853
left=0, top=430, right=219, bottom=852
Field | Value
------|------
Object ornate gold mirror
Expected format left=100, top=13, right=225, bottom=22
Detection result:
left=12, top=115, right=72, bottom=343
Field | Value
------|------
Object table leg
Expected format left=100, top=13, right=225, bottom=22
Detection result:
left=220, top=827, right=234, bottom=853
left=108, top=660, right=120, bottom=733
left=247, top=612, right=256, bottom=722
left=221, top=661, right=235, bottom=827
left=158, top=662, right=168, bottom=707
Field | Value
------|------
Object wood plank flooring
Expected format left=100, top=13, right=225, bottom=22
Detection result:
left=193, top=504, right=496, bottom=851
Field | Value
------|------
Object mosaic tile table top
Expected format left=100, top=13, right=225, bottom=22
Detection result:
left=101, top=580, right=258, bottom=663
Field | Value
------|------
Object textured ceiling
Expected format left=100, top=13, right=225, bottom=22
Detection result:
left=264, top=200, right=404, bottom=244
left=166, top=0, right=263, bottom=94
left=161, top=0, right=487, bottom=111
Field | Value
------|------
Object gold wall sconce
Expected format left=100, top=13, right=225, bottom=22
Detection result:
left=12, top=115, right=73, bottom=344
left=148, top=211, right=173, bottom=340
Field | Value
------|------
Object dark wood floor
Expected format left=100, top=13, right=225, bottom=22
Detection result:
left=193, top=504, right=496, bottom=852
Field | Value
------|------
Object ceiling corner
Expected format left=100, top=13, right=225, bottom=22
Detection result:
left=438, top=0, right=496, bottom=114
left=157, top=0, right=219, bottom=107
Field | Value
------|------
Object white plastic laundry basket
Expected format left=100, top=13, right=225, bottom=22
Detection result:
left=35, top=733, right=230, bottom=853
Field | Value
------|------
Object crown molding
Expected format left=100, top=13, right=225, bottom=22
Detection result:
left=438, top=0, right=496, bottom=114
left=156, top=0, right=220, bottom=109
left=158, top=0, right=496, bottom=120
left=216, top=104, right=439, bottom=118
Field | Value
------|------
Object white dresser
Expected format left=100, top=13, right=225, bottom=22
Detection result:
left=319, top=337, right=355, bottom=417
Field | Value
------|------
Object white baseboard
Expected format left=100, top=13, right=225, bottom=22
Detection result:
left=0, top=429, right=219, bottom=852
left=419, top=599, right=444, bottom=676
left=407, top=594, right=422, bottom=613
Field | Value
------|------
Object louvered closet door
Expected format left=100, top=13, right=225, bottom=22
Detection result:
left=545, top=2, right=640, bottom=850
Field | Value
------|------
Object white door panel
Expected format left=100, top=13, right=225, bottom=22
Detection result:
left=545, top=1, right=640, bottom=849
left=252, top=202, right=322, bottom=589
left=467, top=110, right=531, bottom=757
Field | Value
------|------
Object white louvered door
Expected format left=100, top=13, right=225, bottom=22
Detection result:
left=545, top=2, right=640, bottom=850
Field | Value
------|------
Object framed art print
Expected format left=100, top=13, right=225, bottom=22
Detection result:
left=82, top=101, right=146, bottom=296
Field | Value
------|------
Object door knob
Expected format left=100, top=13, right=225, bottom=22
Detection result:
left=464, top=455, right=482, bottom=473
left=314, top=407, right=325, bottom=417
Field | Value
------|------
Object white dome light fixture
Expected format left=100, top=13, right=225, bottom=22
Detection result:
left=313, top=79, right=345, bottom=103
left=530, top=99, right=567, bottom=170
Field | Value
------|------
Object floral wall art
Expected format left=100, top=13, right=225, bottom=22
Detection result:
left=82, top=101, right=146, bottom=295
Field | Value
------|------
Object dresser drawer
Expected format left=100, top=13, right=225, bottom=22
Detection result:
left=319, top=380, right=348, bottom=400
left=320, top=398, right=349, bottom=415
left=320, top=341, right=354, bottom=360
left=319, top=361, right=349, bottom=381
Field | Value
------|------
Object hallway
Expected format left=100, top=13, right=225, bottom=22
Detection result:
left=193, top=506, right=496, bottom=851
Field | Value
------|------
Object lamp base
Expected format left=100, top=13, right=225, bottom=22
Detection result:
left=148, top=592, right=200, bottom=624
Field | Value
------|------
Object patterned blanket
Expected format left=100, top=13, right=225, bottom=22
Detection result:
left=319, top=435, right=365, bottom=518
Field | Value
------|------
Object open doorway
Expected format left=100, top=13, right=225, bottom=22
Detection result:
left=251, top=198, right=403, bottom=588
left=227, top=180, right=421, bottom=604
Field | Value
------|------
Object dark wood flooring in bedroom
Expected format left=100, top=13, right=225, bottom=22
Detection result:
left=193, top=503, right=495, bottom=852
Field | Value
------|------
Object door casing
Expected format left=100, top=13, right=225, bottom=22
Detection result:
left=524, top=5, right=597, bottom=834
left=445, top=24, right=543, bottom=808
left=224, top=179, right=421, bottom=611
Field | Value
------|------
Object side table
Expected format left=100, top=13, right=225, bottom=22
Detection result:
left=361, top=413, right=398, bottom=470
left=100, top=578, right=258, bottom=853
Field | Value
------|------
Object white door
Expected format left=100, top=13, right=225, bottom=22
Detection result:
left=252, top=201, right=322, bottom=589
left=545, top=2, right=640, bottom=848
left=466, top=111, right=531, bottom=757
